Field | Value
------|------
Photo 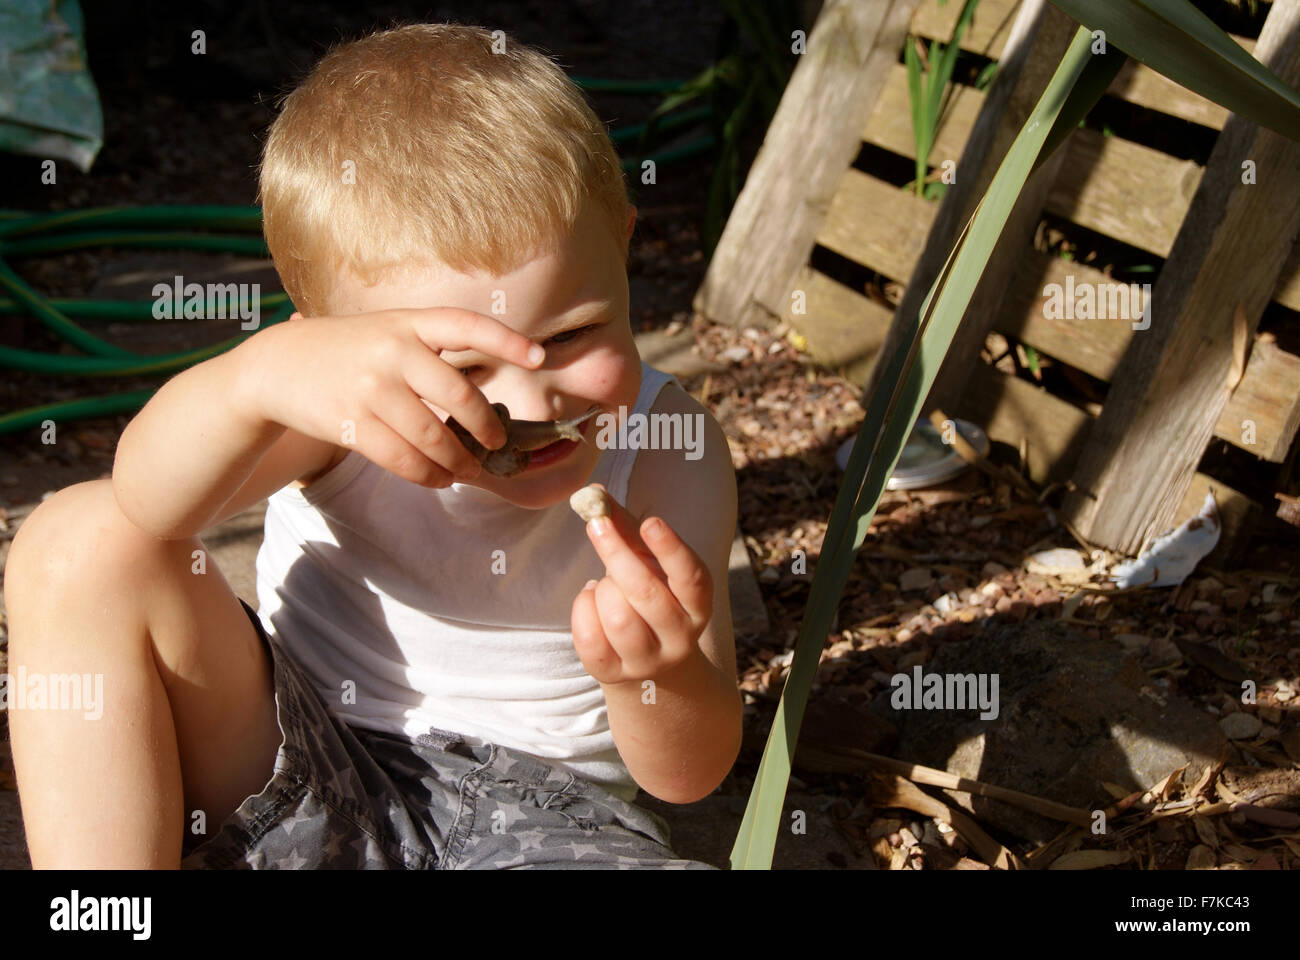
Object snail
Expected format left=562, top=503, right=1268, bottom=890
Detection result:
left=446, top=403, right=602, bottom=477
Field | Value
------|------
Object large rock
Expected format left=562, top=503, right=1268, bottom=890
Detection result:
left=869, top=620, right=1227, bottom=843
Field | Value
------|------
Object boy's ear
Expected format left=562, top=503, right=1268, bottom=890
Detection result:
left=625, top=204, right=637, bottom=242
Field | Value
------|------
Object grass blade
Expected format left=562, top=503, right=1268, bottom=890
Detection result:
left=905, top=37, right=926, bottom=194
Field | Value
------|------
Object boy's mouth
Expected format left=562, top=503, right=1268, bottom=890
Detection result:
left=523, top=411, right=597, bottom=471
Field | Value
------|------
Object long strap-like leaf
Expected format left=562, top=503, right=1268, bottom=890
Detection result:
left=729, top=25, right=1118, bottom=870
left=1048, top=0, right=1300, bottom=140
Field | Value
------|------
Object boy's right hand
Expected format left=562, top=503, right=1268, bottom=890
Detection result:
left=249, top=308, right=545, bottom=487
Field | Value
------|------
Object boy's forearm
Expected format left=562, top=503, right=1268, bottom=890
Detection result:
left=602, top=652, right=743, bottom=805
left=112, top=329, right=284, bottom=540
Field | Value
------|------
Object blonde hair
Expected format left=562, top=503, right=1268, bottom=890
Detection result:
left=259, top=23, right=630, bottom=316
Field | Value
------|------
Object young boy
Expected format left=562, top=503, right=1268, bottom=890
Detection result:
left=4, top=22, right=741, bottom=869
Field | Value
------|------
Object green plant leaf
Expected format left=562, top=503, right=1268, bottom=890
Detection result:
left=730, top=24, right=1112, bottom=871
left=905, top=36, right=926, bottom=196
left=1030, top=44, right=1127, bottom=174
left=928, top=0, right=981, bottom=128
left=1048, top=0, right=1300, bottom=140
left=1025, top=343, right=1041, bottom=376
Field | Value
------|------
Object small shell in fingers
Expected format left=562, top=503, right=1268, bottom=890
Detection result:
left=569, top=484, right=610, bottom=523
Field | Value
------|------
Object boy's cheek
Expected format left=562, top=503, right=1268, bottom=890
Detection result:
left=586, top=341, right=641, bottom=411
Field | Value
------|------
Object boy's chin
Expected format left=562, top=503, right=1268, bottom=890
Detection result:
left=472, top=463, right=597, bottom=510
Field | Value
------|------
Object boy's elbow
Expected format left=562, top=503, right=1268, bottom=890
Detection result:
left=652, top=718, right=743, bottom=805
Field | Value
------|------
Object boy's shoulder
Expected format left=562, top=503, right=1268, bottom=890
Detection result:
left=625, top=381, right=736, bottom=535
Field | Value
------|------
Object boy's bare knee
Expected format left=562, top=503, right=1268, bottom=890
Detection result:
left=5, top=477, right=193, bottom=613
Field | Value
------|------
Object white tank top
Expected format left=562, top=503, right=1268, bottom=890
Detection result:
left=254, top=362, right=680, bottom=802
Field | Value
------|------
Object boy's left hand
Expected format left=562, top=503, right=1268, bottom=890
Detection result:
left=570, top=483, right=713, bottom=686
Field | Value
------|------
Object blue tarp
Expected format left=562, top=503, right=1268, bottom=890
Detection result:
left=0, top=0, right=103, bottom=172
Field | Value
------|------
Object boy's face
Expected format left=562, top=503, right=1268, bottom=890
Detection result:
left=326, top=197, right=642, bottom=510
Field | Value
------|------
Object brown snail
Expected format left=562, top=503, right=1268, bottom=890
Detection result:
left=446, top=403, right=602, bottom=477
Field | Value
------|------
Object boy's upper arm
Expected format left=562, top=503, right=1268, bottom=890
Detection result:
left=202, top=429, right=344, bottom=532
left=626, top=383, right=739, bottom=685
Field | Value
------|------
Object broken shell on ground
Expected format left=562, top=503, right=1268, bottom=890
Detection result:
left=569, top=484, right=610, bottom=523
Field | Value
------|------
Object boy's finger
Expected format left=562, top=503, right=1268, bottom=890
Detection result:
left=571, top=581, right=619, bottom=681
left=590, top=580, right=659, bottom=669
left=637, top=516, right=712, bottom=627
left=413, top=307, right=547, bottom=370
left=580, top=484, right=665, bottom=579
left=587, top=512, right=690, bottom=642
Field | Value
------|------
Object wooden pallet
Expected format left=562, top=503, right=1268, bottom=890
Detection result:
left=695, top=0, right=1300, bottom=559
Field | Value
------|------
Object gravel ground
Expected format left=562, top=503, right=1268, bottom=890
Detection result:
left=1, top=0, right=1297, bottom=871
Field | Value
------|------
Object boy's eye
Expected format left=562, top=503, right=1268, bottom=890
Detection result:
left=546, top=323, right=596, bottom=346
left=459, top=324, right=597, bottom=377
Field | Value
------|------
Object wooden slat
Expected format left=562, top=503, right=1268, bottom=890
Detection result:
left=910, top=0, right=1255, bottom=65
left=819, top=167, right=935, bottom=281
left=998, top=252, right=1140, bottom=382
left=894, top=21, right=1248, bottom=136
left=1271, top=238, right=1300, bottom=312
left=1215, top=338, right=1300, bottom=462
left=910, top=0, right=1020, bottom=57
left=952, top=362, right=1093, bottom=485
left=867, top=101, right=1207, bottom=266
left=694, top=0, right=922, bottom=330
left=783, top=265, right=896, bottom=383
left=864, top=62, right=986, bottom=163
left=997, top=254, right=1300, bottom=461
left=1061, top=0, right=1300, bottom=556
left=866, top=55, right=1255, bottom=174
left=860, top=2, right=1089, bottom=422
left=1047, top=128, right=1202, bottom=259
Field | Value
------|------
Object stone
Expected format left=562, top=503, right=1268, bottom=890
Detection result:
left=899, top=567, right=933, bottom=591
left=1219, top=712, right=1262, bottom=740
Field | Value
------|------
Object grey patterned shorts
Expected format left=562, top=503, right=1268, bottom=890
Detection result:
left=180, top=599, right=718, bottom=870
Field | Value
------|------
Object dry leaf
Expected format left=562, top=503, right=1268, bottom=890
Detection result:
left=871, top=836, right=893, bottom=868
left=1216, top=779, right=1244, bottom=804
left=1223, top=843, right=1259, bottom=863
left=1147, top=765, right=1186, bottom=804
left=1190, top=755, right=1225, bottom=800
left=1186, top=845, right=1218, bottom=869
left=1049, top=849, right=1132, bottom=870
left=1281, top=729, right=1300, bottom=764
left=1101, top=781, right=1131, bottom=800
left=1060, top=590, right=1087, bottom=619
left=1192, top=817, right=1219, bottom=849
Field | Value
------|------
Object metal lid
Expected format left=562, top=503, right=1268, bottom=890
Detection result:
left=835, top=417, right=990, bottom=489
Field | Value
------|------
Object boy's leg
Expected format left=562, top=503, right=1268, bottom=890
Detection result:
left=3, top=478, right=281, bottom=868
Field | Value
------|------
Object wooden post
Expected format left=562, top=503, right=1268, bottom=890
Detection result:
left=692, top=0, right=920, bottom=330
left=858, top=0, right=1079, bottom=415
left=1061, top=0, right=1300, bottom=557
